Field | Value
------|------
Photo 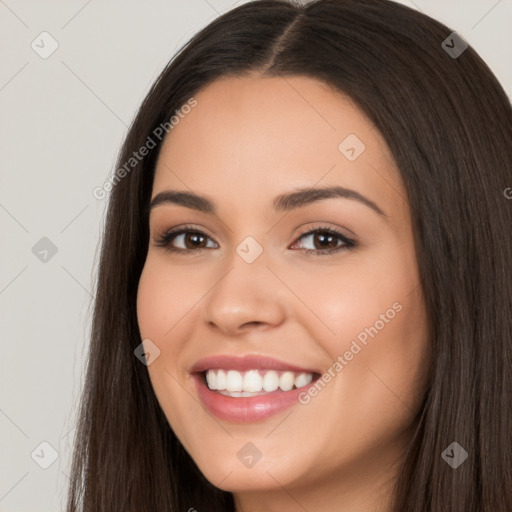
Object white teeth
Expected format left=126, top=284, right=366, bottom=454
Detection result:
left=279, top=371, right=295, bottom=391
left=204, top=369, right=315, bottom=393
left=226, top=370, right=243, bottom=392
left=242, top=370, right=263, bottom=392
left=295, top=372, right=313, bottom=388
left=216, top=369, right=226, bottom=390
left=206, top=369, right=217, bottom=390
left=262, top=370, right=279, bottom=392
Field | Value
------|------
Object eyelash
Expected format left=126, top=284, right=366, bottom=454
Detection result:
left=153, top=224, right=357, bottom=256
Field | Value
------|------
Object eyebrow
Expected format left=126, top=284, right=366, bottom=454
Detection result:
left=150, top=186, right=386, bottom=218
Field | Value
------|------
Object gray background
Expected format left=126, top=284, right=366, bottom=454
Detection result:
left=1, top=1, right=510, bottom=510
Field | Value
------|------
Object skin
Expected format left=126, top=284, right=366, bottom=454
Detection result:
left=136, top=74, right=430, bottom=512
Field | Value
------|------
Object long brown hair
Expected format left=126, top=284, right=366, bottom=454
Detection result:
left=66, top=1, right=512, bottom=510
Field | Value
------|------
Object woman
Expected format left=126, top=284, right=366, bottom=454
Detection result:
left=66, top=0, right=512, bottom=510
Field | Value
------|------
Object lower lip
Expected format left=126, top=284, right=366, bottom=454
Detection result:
left=193, top=373, right=316, bottom=422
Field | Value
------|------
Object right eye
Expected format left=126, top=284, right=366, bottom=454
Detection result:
left=153, top=225, right=218, bottom=253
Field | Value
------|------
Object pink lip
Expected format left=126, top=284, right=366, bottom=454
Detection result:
left=192, top=374, right=318, bottom=423
left=189, top=354, right=320, bottom=423
left=189, top=354, right=319, bottom=374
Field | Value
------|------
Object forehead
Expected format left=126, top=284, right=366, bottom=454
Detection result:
left=152, top=75, right=405, bottom=218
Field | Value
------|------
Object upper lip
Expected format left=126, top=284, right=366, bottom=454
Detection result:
left=189, top=354, right=320, bottom=374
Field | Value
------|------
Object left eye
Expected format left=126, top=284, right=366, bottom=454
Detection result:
left=153, top=226, right=356, bottom=255
left=291, top=228, right=355, bottom=254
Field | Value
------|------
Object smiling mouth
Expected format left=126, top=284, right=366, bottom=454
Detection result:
left=201, top=369, right=321, bottom=397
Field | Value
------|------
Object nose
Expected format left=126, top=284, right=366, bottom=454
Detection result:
left=200, top=251, right=287, bottom=336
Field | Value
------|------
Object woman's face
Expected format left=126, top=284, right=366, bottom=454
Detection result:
left=137, top=75, right=430, bottom=505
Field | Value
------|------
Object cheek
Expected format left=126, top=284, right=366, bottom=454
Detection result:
left=136, top=263, right=167, bottom=340
left=136, top=257, right=201, bottom=341
left=307, top=241, right=423, bottom=353
left=295, top=261, right=428, bottom=474
left=136, top=261, right=197, bottom=448
left=310, top=239, right=429, bottom=408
